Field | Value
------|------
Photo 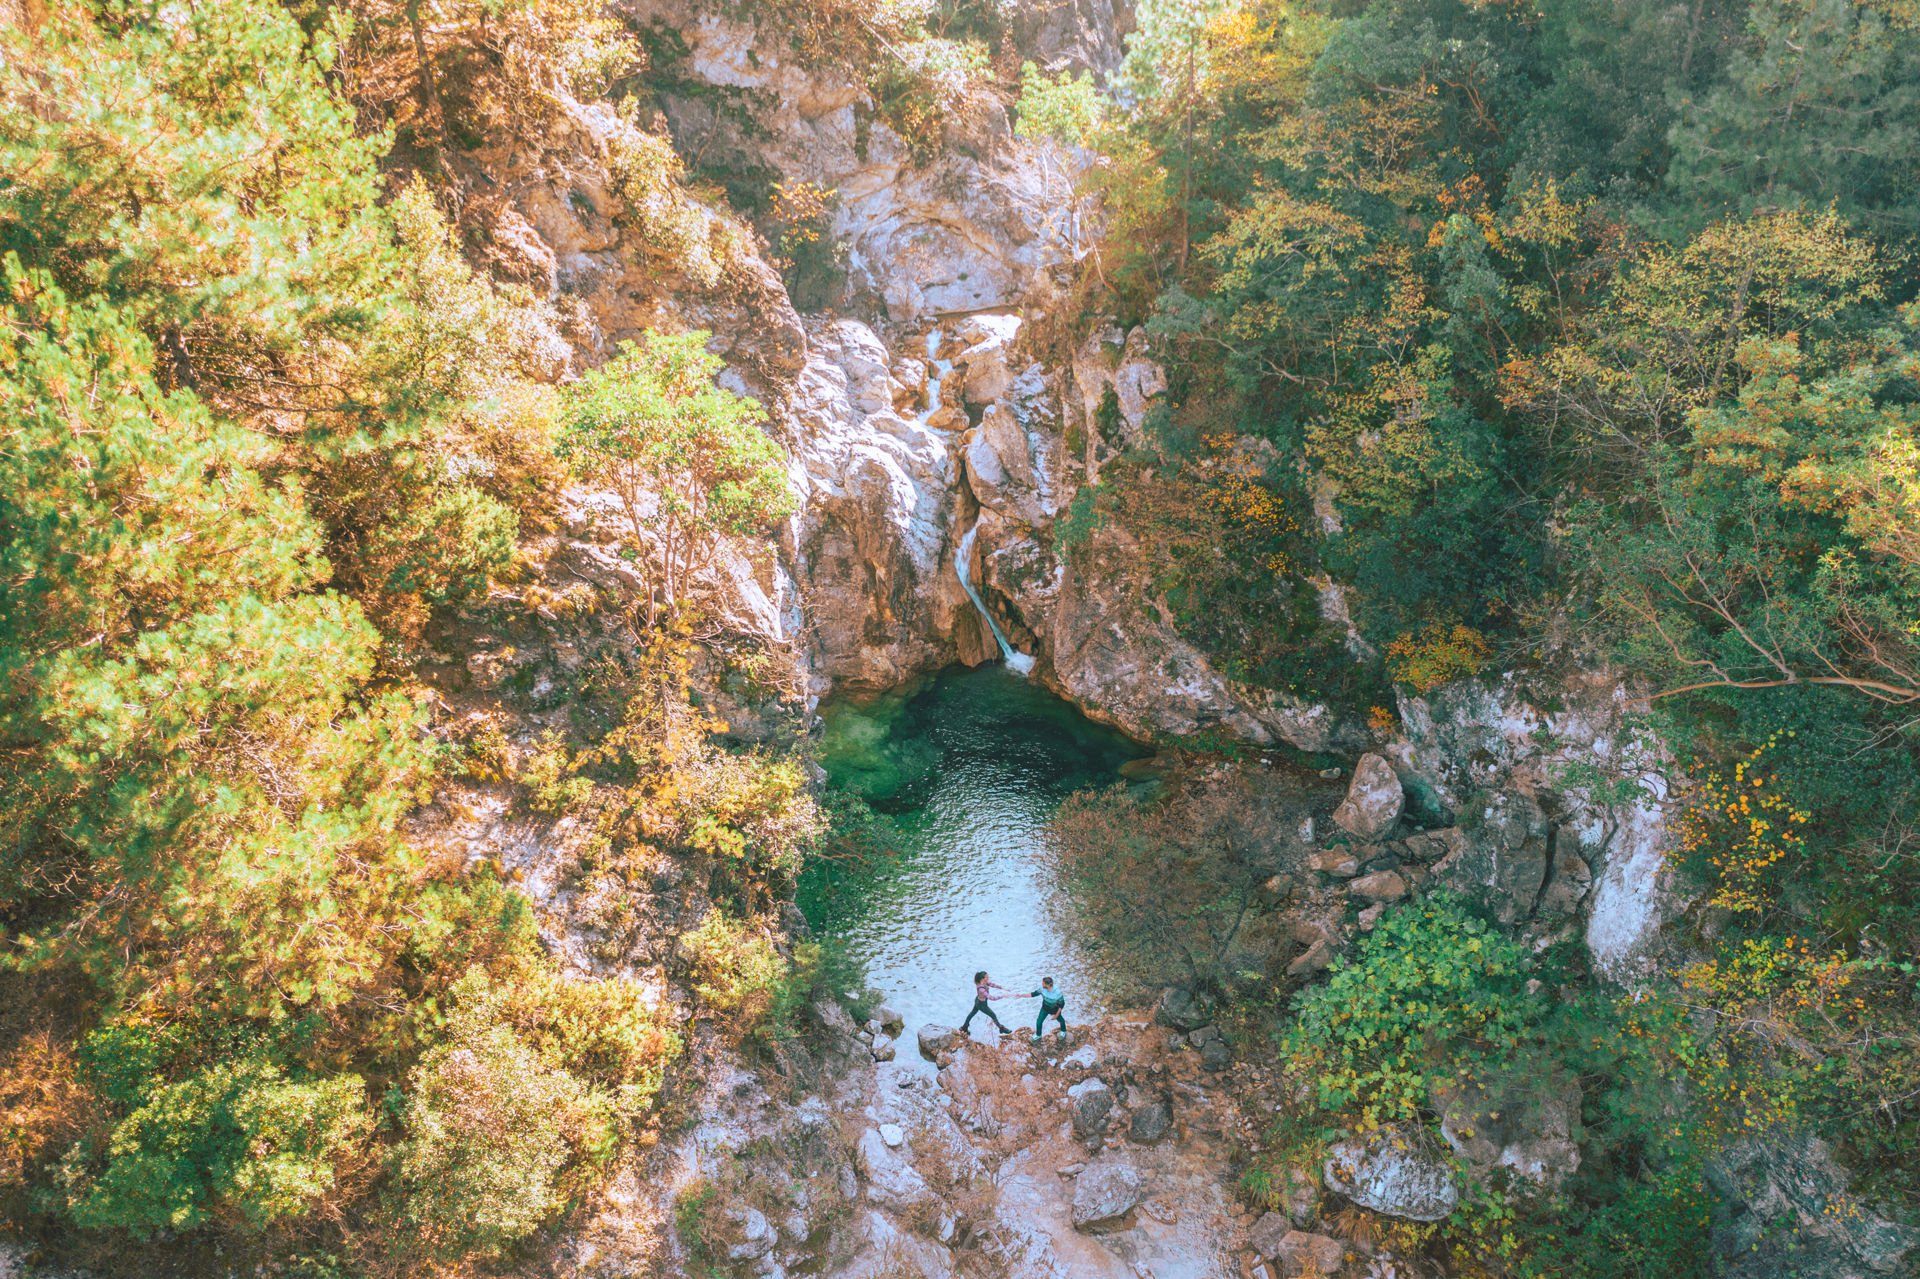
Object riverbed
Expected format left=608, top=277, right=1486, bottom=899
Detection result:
left=799, top=664, right=1146, bottom=1055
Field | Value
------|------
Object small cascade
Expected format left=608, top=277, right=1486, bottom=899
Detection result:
left=915, top=326, right=956, bottom=428
left=955, top=522, right=1036, bottom=675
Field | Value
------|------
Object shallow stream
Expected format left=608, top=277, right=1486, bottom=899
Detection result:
left=799, top=665, right=1146, bottom=1053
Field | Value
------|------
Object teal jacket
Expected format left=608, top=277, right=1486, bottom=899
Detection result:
left=1032, top=986, right=1065, bottom=1010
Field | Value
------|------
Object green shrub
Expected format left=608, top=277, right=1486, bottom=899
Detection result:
left=63, top=1052, right=367, bottom=1235
left=679, top=911, right=784, bottom=1021
left=518, top=728, right=595, bottom=815
left=1282, top=895, right=1540, bottom=1132
left=395, top=993, right=612, bottom=1258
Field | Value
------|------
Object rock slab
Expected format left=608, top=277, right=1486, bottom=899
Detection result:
left=1333, top=754, right=1404, bottom=842
left=1324, top=1130, right=1458, bottom=1222
left=1070, top=1157, right=1145, bottom=1230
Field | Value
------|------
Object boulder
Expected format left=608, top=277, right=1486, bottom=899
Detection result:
left=879, top=1122, right=906, bottom=1148
left=855, top=1126, right=933, bottom=1212
left=1333, top=753, right=1404, bottom=841
left=1275, top=1231, right=1346, bottom=1276
left=1436, top=1075, right=1581, bottom=1189
left=1070, top=1157, right=1145, bottom=1230
left=1067, top=1077, right=1113, bottom=1138
left=1247, top=1210, right=1292, bottom=1259
left=725, top=1206, right=776, bottom=1262
left=869, top=1033, right=896, bottom=1062
left=1199, top=1036, right=1232, bottom=1072
left=1154, top=987, right=1209, bottom=1031
left=874, top=1002, right=905, bottom=1033
left=1323, top=1129, right=1458, bottom=1222
left=1348, top=869, right=1409, bottom=904
left=1128, top=1101, right=1173, bottom=1145
left=816, top=999, right=858, bottom=1037
left=1307, top=848, right=1361, bottom=878
left=918, top=1024, right=962, bottom=1059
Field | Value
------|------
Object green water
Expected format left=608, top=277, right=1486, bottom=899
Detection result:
left=800, top=664, right=1145, bottom=1050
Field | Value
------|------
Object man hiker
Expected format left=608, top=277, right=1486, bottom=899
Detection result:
left=1031, top=976, right=1067, bottom=1041
left=961, top=970, right=1017, bottom=1035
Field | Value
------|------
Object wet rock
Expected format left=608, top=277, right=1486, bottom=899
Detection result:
left=1128, top=1101, right=1173, bottom=1145
left=1324, top=1129, right=1458, bottom=1221
left=1348, top=870, right=1408, bottom=903
left=1333, top=754, right=1403, bottom=842
left=1070, top=1156, right=1145, bottom=1230
left=874, top=1003, right=905, bottom=1033
left=1068, top=1077, right=1113, bottom=1138
left=918, top=1024, right=962, bottom=1059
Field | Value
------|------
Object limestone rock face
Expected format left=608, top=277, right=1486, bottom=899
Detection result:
left=624, top=0, right=1091, bottom=326
left=1333, top=754, right=1404, bottom=842
left=1431, top=790, right=1553, bottom=925
left=839, top=1208, right=954, bottom=1279
left=725, top=1205, right=777, bottom=1261
left=1389, top=673, right=1682, bottom=981
left=787, top=318, right=976, bottom=687
left=1006, top=0, right=1137, bottom=77
left=1069, top=1156, right=1145, bottom=1230
left=855, top=1125, right=934, bottom=1212
left=1709, top=1133, right=1919, bottom=1278
left=1040, top=514, right=1360, bottom=750
left=1323, top=1130, right=1458, bottom=1222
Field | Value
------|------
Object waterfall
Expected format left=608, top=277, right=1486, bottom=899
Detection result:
left=955, top=522, right=1036, bottom=675
left=917, top=326, right=955, bottom=425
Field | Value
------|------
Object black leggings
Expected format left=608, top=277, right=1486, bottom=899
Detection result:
left=1035, top=1001, right=1066, bottom=1036
left=962, top=998, right=1008, bottom=1033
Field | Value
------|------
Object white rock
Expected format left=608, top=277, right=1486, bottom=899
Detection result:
left=1332, top=754, right=1404, bottom=842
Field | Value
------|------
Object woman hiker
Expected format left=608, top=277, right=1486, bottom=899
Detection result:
left=960, top=970, right=1019, bottom=1035
left=1031, top=976, right=1067, bottom=1041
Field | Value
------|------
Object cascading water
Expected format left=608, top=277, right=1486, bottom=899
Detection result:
left=955, top=522, right=1036, bottom=675
left=918, top=326, right=955, bottom=425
